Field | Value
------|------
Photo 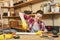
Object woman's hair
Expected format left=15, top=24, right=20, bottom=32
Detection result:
left=36, top=10, right=43, bottom=15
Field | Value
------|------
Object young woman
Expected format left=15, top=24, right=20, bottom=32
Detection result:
left=19, top=10, right=47, bottom=32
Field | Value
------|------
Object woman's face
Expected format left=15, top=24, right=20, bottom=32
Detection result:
left=35, top=13, right=43, bottom=21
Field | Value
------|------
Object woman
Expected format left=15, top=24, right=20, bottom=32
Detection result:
left=19, top=10, right=47, bottom=32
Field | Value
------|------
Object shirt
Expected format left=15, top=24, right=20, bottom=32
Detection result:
left=24, top=14, right=47, bottom=32
left=30, top=22, right=40, bottom=32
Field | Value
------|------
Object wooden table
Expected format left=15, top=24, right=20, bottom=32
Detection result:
left=6, top=32, right=60, bottom=40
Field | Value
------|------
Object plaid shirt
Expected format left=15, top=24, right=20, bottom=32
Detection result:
left=24, top=14, right=46, bottom=31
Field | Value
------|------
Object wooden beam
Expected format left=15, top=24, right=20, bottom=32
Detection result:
left=14, top=0, right=49, bottom=8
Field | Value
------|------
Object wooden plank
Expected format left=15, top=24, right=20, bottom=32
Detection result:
left=44, top=12, right=60, bottom=15
left=29, top=14, right=36, bottom=16
left=1, top=12, right=60, bottom=18
left=1, top=7, right=14, bottom=8
left=11, top=26, right=22, bottom=30
left=6, top=34, right=60, bottom=40
left=14, top=0, right=49, bottom=8
left=2, top=16, right=20, bottom=18
left=29, top=12, right=60, bottom=16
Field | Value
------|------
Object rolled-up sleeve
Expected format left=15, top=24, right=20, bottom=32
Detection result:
left=24, top=14, right=34, bottom=30
left=24, top=14, right=31, bottom=20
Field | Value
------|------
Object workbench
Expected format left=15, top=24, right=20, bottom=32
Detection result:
left=6, top=32, right=60, bottom=40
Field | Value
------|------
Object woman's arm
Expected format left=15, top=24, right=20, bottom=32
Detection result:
left=19, top=13, right=28, bottom=30
left=19, top=12, right=32, bottom=20
left=19, top=12, right=34, bottom=30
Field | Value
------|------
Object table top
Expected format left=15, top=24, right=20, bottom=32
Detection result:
left=5, top=32, right=60, bottom=40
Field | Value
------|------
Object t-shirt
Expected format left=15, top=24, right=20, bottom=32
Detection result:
left=30, top=22, right=40, bottom=32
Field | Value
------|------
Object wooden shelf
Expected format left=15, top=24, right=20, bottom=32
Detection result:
left=1, top=12, right=60, bottom=18
left=56, top=4, right=60, bottom=7
left=44, top=12, right=60, bottom=15
left=1, top=7, right=14, bottom=8
left=11, top=25, right=22, bottom=30
left=2, top=16, right=20, bottom=18
left=58, top=4, right=60, bottom=7
left=0, top=1, right=5, bottom=2
left=29, top=14, right=36, bottom=16
left=28, top=12, right=60, bottom=16
left=14, top=0, right=49, bottom=8
left=12, top=26, right=22, bottom=30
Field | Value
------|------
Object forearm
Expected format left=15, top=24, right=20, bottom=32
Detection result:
left=19, top=12, right=32, bottom=20
left=19, top=12, right=25, bottom=20
left=19, top=12, right=28, bottom=30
